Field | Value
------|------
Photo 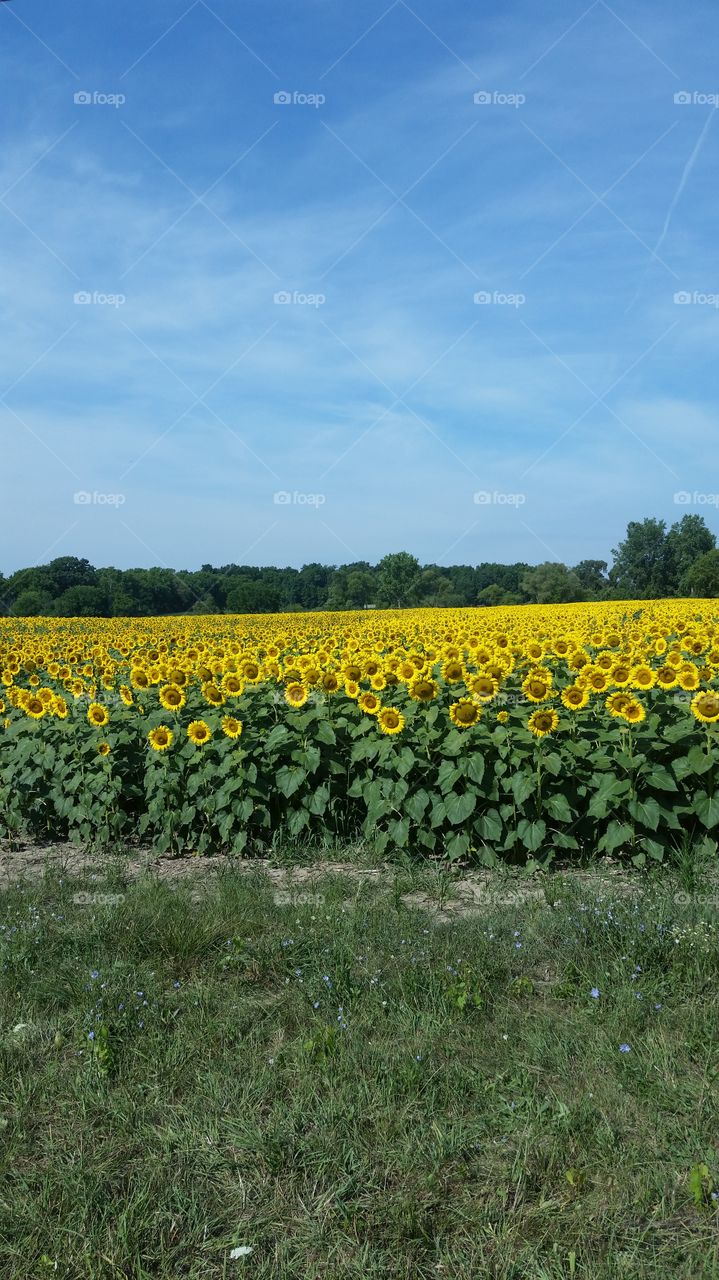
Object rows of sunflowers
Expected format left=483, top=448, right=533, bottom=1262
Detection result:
left=1, top=601, right=719, bottom=863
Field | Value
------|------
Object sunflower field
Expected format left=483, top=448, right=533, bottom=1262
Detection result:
left=1, top=601, right=719, bottom=865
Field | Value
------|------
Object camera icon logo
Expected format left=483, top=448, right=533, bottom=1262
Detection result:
left=473, top=91, right=492, bottom=104
left=274, top=91, right=292, bottom=105
left=74, top=91, right=92, bottom=105
left=673, top=291, right=692, bottom=304
left=273, top=491, right=291, bottom=505
left=674, top=91, right=692, bottom=104
left=273, top=291, right=292, bottom=304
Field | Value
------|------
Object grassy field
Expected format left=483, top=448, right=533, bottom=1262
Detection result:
left=1, top=853, right=718, bottom=1278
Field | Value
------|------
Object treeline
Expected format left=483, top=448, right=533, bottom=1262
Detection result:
left=2, top=515, right=719, bottom=617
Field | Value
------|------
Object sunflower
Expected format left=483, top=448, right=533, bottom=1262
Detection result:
left=240, top=660, right=262, bottom=683
left=119, top=684, right=134, bottom=706
left=53, top=696, right=69, bottom=719
left=469, top=673, right=499, bottom=701
left=522, top=673, right=552, bottom=703
left=561, top=684, right=589, bottom=711
left=159, top=683, right=185, bottom=711
left=655, top=665, right=677, bottom=690
left=606, top=691, right=632, bottom=717
left=187, top=720, right=212, bottom=745
left=221, top=716, right=243, bottom=739
left=24, top=696, right=46, bottom=720
left=449, top=699, right=481, bottom=728
left=202, top=682, right=224, bottom=707
left=148, top=725, right=174, bottom=752
left=97, top=741, right=111, bottom=757
left=358, top=691, right=381, bottom=715
left=222, top=674, right=245, bottom=697
left=285, top=682, right=309, bottom=708
left=441, top=659, right=465, bottom=684
left=321, top=672, right=341, bottom=694
left=677, top=666, right=700, bottom=691
left=378, top=707, right=405, bottom=735
left=527, top=708, right=559, bottom=737
left=408, top=675, right=439, bottom=702
left=690, top=691, right=719, bottom=724
left=630, top=665, right=655, bottom=690
left=344, top=680, right=360, bottom=698
left=130, top=667, right=150, bottom=690
left=618, top=698, right=646, bottom=725
left=87, top=703, right=109, bottom=728
left=496, top=710, right=509, bottom=724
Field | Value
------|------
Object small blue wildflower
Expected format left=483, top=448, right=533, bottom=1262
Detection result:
left=619, top=1043, right=631, bottom=1053
left=590, top=987, right=600, bottom=999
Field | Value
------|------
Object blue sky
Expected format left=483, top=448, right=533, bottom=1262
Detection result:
left=1, top=0, right=718, bottom=575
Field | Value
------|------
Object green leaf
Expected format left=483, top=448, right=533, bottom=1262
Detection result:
left=315, top=721, right=336, bottom=746
left=395, top=747, right=416, bottom=778
left=627, top=796, right=661, bottom=831
left=546, top=793, right=572, bottom=823
left=511, top=771, right=535, bottom=806
left=438, top=760, right=462, bottom=793
left=445, top=790, right=477, bottom=825
left=694, top=791, right=719, bottom=829
left=388, top=817, right=410, bottom=847
left=264, top=724, right=290, bottom=752
left=542, top=752, right=563, bottom=776
left=308, top=784, right=329, bottom=815
left=646, top=766, right=678, bottom=792
left=517, top=817, right=546, bottom=852
left=599, top=820, right=633, bottom=854
left=275, top=765, right=307, bottom=798
left=405, top=788, right=430, bottom=823
left=466, top=754, right=485, bottom=785
left=445, top=832, right=470, bottom=862
left=478, top=808, right=502, bottom=842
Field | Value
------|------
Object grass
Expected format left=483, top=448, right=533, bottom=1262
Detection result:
left=1, top=856, right=719, bottom=1278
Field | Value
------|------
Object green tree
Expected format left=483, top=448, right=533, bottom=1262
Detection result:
left=609, top=519, right=670, bottom=599
left=225, top=579, right=280, bottom=614
left=666, top=514, right=716, bottom=591
left=520, top=562, right=583, bottom=604
left=11, top=589, right=51, bottom=616
left=477, top=583, right=524, bottom=607
left=682, top=549, right=719, bottom=597
left=376, top=552, right=421, bottom=608
left=572, top=559, right=608, bottom=599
